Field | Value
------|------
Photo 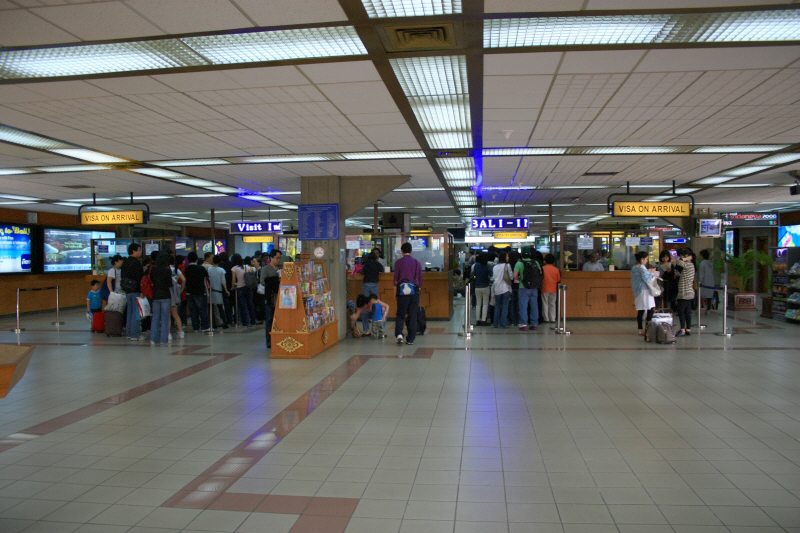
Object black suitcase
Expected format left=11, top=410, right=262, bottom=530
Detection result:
left=105, top=310, right=124, bottom=337
left=405, top=306, right=427, bottom=335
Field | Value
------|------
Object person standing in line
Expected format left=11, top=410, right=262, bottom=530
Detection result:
left=121, top=243, right=144, bottom=341
left=394, top=242, right=422, bottom=346
left=149, top=252, right=174, bottom=346
left=202, top=252, right=213, bottom=270
left=168, top=255, right=185, bottom=340
left=260, top=249, right=282, bottom=349
left=675, top=248, right=696, bottom=337
left=219, top=252, right=234, bottom=327
left=508, top=250, right=521, bottom=327
left=541, top=254, right=561, bottom=323
left=361, top=249, right=384, bottom=298
left=698, top=249, right=714, bottom=314
left=184, top=252, right=210, bottom=332
left=631, top=251, right=656, bottom=336
left=250, top=256, right=264, bottom=324
left=230, top=254, right=253, bottom=327
left=514, top=247, right=543, bottom=331
left=105, top=254, right=123, bottom=296
left=208, top=255, right=229, bottom=329
left=491, top=250, right=513, bottom=329
left=472, top=253, right=491, bottom=326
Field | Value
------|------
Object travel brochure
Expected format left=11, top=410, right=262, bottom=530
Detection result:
left=296, top=261, right=335, bottom=331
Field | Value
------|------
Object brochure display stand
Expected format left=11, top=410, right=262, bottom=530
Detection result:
left=270, top=260, right=339, bottom=358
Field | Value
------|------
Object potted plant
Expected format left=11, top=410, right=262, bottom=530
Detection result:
left=607, top=252, right=616, bottom=271
left=725, top=249, right=773, bottom=310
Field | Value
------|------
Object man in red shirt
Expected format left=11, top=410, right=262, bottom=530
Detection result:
left=541, top=254, right=561, bottom=323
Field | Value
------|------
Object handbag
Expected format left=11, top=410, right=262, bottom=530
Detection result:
left=646, top=275, right=663, bottom=297
left=121, top=277, right=139, bottom=293
left=502, top=264, right=513, bottom=286
left=136, top=296, right=151, bottom=318
left=398, top=280, right=419, bottom=296
left=257, top=283, right=266, bottom=295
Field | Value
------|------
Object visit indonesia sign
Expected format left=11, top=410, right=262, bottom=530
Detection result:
left=229, top=221, right=282, bottom=234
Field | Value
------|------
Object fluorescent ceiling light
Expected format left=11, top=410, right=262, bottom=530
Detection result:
left=34, top=164, right=109, bottom=172
left=206, top=186, right=240, bottom=193
left=70, top=197, right=111, bottom=202
left=131, top=168, right=185, bottom=178
left=241, top=195, right=268, bottom=201
left=0, top=194, right=40, bottom=201
left=644, top=196, right=676, bottom=202
left=697, top=202, right=752, bottom=205
left=750, top=153, right=800, bottom=166
left=394, top=188, right=445, bottom=192
left=51, top=149, right=128, bottom=164
left=177, top=193, right=227, bottom=198
left=236, top=155, right=331, bottom=163
left=172, top=178, right=218, bottom=187
left=483, top=148, right=567, bottom=156
left=544, top=185, right=609, bottom=189
left=693, top=176, right=735, bottom=185
left=0, top=125, right=71, bottom=149
left=425, top=132, right=472, bottom=149
left=673, top=188, right=699, bottom=193
left=342, top=151, right=425, bottom=160
left=726, top=166, right=770, bottom=176
left=151, top=159, right=230, bottom=167
left=483, top=186, right=535, bottom=191
left=437, top=157, right=473, bottom=170
left=54, top=202, right=81, bottom=207
left=0, top=168, right=34, bottom=176
left=484, top=9, right=800, bottom=48
left=125, top=195, right=172, bottom=200
left=581, top=147, right=676, bottom=154
left=693, top=145, right=788, bottom=153
left=361, top=0, right=461, bottom=17
left=0, top=201, right=37, bottom=205
left=717, top=183, right=772, bottom=188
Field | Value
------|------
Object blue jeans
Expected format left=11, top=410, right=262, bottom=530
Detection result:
left=362, top=282, right=379, bottom=298
left=188, top=294, right=209, bottom=331
left=151, top=298, right=171, bottom=344
left=125, top=292, right=141, bottom=339
left=493, top=291, right=510, bottom=328
left=264, top=303, right=275, bottom=347
left=518, top=287, right=539, bottom=327
left=237, top=286, right=254, bottom=326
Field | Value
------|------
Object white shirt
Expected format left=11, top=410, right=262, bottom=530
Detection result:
left=492, top=263, right=512, bottom=296
left=107, top=266, right=121, bottom=292
left=582, top=261, right=604, bottom=272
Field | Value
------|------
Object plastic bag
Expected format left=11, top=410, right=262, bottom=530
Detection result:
left=136, top=296, right=151, bottom=318
left=86, top=311, right=93, bottom=324
left=105, top=291, right=127, bottom=313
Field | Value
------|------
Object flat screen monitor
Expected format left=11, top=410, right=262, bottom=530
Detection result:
left=725, top=230, right=735, bottom=256
left=44, top=228, right=115, bottom=272
left=0, top=224, right=32, bottom=274
left=778, top=224, right=800, bottom=247
left=698, top=219, right=722, bottom=238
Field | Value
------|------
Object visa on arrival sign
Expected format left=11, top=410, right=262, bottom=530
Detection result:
left=229, top=221, right=282, bottom=234
left=81, top=210, right=144, bottom=225
left=613, top=202, right=691, bottom=217
left=471, top=217, right=529, bottom=230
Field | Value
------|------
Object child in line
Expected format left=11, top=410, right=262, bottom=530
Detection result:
left=368, top=293, right=389, bottom=340
left=87, top=280, right=102, bottom=330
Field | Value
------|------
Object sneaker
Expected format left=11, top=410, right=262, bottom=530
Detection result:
left=380, top=335, right=387, bottom=339
left=519, top=325, right=528, bottom=331
left=177, top=331, right=185, bottom=339
left=150, top=341, right=157, bottom=346
left=168, top=333, right=173, bottom=342
left=396, top=334, right=404, bottom=345
left=531, top=326, right=537, bottom=331
left=406, top=341, right=414, bottom=345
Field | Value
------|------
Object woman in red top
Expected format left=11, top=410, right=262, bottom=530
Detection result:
left=541, top=254, right=561, bottom=323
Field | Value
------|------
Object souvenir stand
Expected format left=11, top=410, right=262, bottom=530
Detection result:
left=270, top=260, right=339, bottom=358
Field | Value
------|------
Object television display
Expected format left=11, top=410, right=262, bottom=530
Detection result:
left=726, top=230, right=735, bottom=256
left=778, top=224, right=800, bottom=247
left=44, top=228, right=115, bottom=272
left=698, top=219, right=722, bottom=238
left=0, top=224, right=32, bottom=274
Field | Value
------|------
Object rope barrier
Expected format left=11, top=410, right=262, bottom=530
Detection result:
left=11, top=285, right=64, bottom=333
left=17, top=286, right=59, bottom=292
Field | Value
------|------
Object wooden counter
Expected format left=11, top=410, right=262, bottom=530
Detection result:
left=347, top=272, right=453, bottom=320
left=561, top=271, right=637, bottom=318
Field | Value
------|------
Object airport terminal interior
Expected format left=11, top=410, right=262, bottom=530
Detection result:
left=1, top=0, right=800, bottom=532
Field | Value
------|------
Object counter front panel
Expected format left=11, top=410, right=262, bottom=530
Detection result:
left=347, top=272, right=452, bottom=320
left=561, top=271, right=637, bottom=318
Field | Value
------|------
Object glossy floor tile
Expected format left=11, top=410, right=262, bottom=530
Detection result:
left=0, top=303, right=798, bottom=532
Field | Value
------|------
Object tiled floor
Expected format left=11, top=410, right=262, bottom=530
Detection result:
left=0, top=302, right=799, bottom=532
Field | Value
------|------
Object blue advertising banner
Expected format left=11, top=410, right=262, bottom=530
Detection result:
left=0, top=225, right=32, bottom=274
left=298, top=203, right=340, bottom=241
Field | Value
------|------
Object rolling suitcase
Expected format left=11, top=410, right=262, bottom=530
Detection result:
left=91, top=311, right=105, bottom=333
left=645, top=309, right=673, bottom=343
left=105, top=310, right=124, bottom=337
left=655, top=322, right=676, bottom=344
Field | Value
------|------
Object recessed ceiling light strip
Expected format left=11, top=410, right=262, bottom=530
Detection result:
left=361, top=0, right=462, bottom=18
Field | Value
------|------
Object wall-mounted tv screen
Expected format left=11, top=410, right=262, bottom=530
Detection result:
left=44, top=228, right=115, bottom=272
left=698, top=219, right=722, bottom=238
left=0, top=224, right=32, bottom=274
left=779, top=224, right=800, bottom=247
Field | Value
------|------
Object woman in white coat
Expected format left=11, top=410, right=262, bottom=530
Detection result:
left=631, top=251, right=656, bottom=335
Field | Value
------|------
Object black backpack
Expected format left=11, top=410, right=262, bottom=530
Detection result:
left=521, top=259, right=543, bottom=290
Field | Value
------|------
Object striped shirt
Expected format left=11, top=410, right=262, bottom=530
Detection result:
left=676, top=259, right=695, bottom=300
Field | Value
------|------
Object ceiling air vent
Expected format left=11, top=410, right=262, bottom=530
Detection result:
left=381, top=22, right=462, bottom=52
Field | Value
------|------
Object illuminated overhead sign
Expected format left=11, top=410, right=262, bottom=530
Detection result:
left=722, top=212, right=778, bottom=227
left=242, top=235, right=274, bottom=243
left=494, top=231, right=528, bottom=240
left=81, top=210, right=144, bottom=225
left=229, top=221, right=282, bottom=234
left=612, top=202, right=691, bottom=217
left=471, top=217, right=529, bottom=230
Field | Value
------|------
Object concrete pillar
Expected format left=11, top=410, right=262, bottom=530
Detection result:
left=300, top=175, right=409, bottom=340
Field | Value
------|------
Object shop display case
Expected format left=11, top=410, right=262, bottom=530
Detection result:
left=772, top=247, right=800, bottom=323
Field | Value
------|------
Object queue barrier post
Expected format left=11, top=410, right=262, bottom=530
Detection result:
left=556, top=284, right=572, bottom=336
left=206, top=289, right=218, bottom=337
left=9, top=286, right=62, bottom=332
left=552, top=283, right=563, bottom=332
left=714, top=285, right=734, bottom=337
left=13, top=288, right=23, bottom=333
left=696, top=286, right=706, bottom=330
left=51, top=285, right=64, bottom=327
left=234, top=288, right=240, bottom=329
left=458, top=279, right=473, bottom=339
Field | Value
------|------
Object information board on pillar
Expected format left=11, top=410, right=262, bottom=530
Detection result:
left=298, top=203, right=340, bottom=241
left=229, top=221, right=282, bottom=234
left=471, top=217, right=529, bottom=230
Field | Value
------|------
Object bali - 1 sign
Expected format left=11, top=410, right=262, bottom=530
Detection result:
left=229, top=221, right=282, bottom=234
left=612, top=202, right=691, bottom=217
left=471, top=217, right=529, bottom=230
left=81, top=211, right=144, bottom=225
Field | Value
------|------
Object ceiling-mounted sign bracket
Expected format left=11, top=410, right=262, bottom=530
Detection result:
left=607, top=181, right=694, bottom=216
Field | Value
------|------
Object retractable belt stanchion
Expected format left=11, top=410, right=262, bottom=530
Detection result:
left=9, top=286, right=61, bottom=333
left=552, top=284, right=563, bottom=332
left=206, top=290, right=217, bottom=337
left=696, top=286, right=706, bottom=330
left=459, top=279, right=473, bottom=338
left=234, top=288, right=240, bottom=329
left=714, top=285, right=734, bottom=337
left=555, top=284, right=572, bottom=335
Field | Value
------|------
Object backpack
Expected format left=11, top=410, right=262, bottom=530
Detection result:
left=521, top=259, right=543, bottom=290
left=243, top=269, right=259, bottom=290
left=139, top=266, right=153, bottom=298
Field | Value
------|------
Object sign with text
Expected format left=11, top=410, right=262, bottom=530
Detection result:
left=242, top=235, right=274, bottom=243
left=626, top=237, right=641, bottom=246
left=471, top=217, right=529, bottom=230
left=722, top=212, right=778, bottom=227
left=494, top=231, right=528, bottom=240
left=81, top=210, right=144, bottom=225
left=577, top=237, right=594, bottom=250
left=229, top=221, right=282, bottom=234
left=613, top=202, right=691, bottom=217
left=298, top=203, right=339, bottom=241
left=639, top=237, right=654, bottom=246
